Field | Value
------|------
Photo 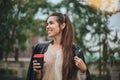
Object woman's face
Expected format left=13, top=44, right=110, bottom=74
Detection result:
left=46, top=16, right=62, bottom=38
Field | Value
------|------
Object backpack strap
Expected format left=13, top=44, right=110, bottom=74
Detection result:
left=73, top=44, right=91, bottom=80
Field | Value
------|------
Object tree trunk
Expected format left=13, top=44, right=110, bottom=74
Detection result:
left=0, top=47, right=4, bottom=60
left=0, top=51, right=3, bottom=61
left=14, top=48, right=19, bottom=61
left=5, top=53, right=8, bottom=62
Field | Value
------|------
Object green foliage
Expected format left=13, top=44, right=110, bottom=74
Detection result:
left=0, top=0, right=49, bottom=61
left=0, top=68, right=17, bottom=76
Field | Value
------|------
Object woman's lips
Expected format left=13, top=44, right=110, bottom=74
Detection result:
left=48, top=31, right=51, bottom=33
left=47, top=30, right=52, bottom=34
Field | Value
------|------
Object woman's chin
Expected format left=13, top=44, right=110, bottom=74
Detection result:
left=48, top=35, right=53, bottom=38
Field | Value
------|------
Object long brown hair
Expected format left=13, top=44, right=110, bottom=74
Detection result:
left=50, top=12, right=78, bottom=80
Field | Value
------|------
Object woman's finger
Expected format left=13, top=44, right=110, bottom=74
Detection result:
left=33, top=63, right=40, bottom=66
left=32, top=60, right=37, bottom=63
left=33, top=68, right=41, bottom=74
left=74, top=56, right=82, bottom=63
left=33, top=65, right=41, bottom=69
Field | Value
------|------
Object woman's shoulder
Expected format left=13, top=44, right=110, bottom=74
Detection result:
left=33, top=40, right=52, bottom=50
left=32, top=40, right=53, bottom=53
left=37, top=40, right=52, bottom=46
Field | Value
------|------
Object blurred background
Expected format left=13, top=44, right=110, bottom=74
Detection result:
left=0, top=0, right=120, bottom=80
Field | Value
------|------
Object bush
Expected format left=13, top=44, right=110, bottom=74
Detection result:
left=0, top=68, right=17, bottom=76
left=0, top=76, right=26, bottom=80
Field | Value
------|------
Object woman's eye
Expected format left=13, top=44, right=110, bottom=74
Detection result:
left=49, top=22, right=53, bottom=24
left=46, top=21, right=54, bottom=26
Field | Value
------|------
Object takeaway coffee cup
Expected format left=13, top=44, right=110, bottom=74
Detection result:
left=33, top=54, right=44, bottom=70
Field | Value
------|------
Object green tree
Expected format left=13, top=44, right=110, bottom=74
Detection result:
left=0, top=0, right=50, bottom=61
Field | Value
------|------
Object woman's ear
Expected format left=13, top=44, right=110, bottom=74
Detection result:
left=61, top=23, right=66, bottom=30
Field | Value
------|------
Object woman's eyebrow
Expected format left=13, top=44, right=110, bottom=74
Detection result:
left=47, top=21, right=53, bottom=23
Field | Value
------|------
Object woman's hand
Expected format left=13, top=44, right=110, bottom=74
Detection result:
left=74, top=56, right=87, bottom=72
left=33, top=60, right=46, bottom=80
left=32, top=60, right=41, bottom=74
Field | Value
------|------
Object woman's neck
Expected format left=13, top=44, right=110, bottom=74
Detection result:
left=52, top=34, right=62, bottom=45
left=51, top=36, right=62, bottom=50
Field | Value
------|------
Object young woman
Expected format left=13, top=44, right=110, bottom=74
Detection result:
left=26, top=12, right=91, bottom=80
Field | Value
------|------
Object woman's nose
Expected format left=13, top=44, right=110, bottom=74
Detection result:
left=46, top=24, right=49, bottom=30
left=46, top=25, right=48, bottom=29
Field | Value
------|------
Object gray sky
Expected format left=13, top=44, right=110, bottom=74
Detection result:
left=109, top=12, right=120, bottom=30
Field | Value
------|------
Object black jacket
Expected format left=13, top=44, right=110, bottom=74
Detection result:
left=26, top=40, right=91, bottom=80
